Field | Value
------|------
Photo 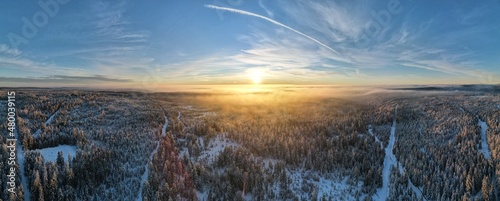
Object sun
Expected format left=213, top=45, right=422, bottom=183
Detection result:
left=252, top=75, right=261, bottom=84
left=248, top=69, right=264, bottom=84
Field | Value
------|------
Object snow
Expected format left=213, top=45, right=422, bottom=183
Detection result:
left=34, top=145, right=77, bottom=162
left=199, top=134, right=238, bottom=164
left=419, top=128, right=426, bottom=154
left=408, top=179, right=426, bottom=201
left=478, top=119, right=491, bottom=160
left=161, top=112, right=168, bottom=137
left=373, top=106, right=398, bottom=201
left=178, top=147, right=189, bottom=159
left=262, top=158, right=278, bottom=168
left=200, top=112, right=217, bottom=118
left=371, top=106, right=427, bottom=200
left=287, top=169, right=364, bottom=200
left=198, top=136, right=205, bottom=148
left=33, top=110, right=59, bottom=137
left=368, top=125, right=383, bottom=149
left=136, top=110, right=169, bottom=201
left=191, top=135, right=239, bottom=200
left=15, top=126, right=30, bottom=201
left=196, top=190, right=207, bottom=201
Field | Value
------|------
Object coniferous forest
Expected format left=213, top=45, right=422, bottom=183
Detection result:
left=1, top=86, right=500, bottom=200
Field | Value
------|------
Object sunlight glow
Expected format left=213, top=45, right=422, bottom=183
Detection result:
left=252, top=75, right=261, bottom=84
left=248, top=69, right=264, bottom=84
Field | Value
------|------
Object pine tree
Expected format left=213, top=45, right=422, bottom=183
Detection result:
left=48, top=172, right=58, bottom=201
left=466, top=174, right=474, bottom=193
left=57, top=151, right=65, bottom=168
left=32, top=170, right=44, bottom=201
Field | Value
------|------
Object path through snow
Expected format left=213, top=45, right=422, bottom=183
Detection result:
left=373, top=106, right=398, bottom=201
left=372, top=106, right=426, bottom=201
left=136, top=110, right=169, bottom=201
left=478, top=119, right=491, bottom=160
left=15, top=123, right=30, bottom=201
left=33, top=110, right=59, bottom=137
left=408, top=179, right=426, bottom=201
left=368, top=125, right=383, bottom=149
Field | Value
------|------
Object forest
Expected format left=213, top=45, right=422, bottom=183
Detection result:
left=0, top=87, right=499, bottom=200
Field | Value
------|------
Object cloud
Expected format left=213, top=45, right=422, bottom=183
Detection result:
left=0, top=75, right=133, bottom=83
left=258, top=0, right=274, bottom=17
left=279, top=0, right=369, bottom=42
left=0, top=54, right=91, bottom=77
left=0, top=44, right=21, bottom=56
left=153, top=29, right=354, bottom=84
left=205, top=4, right=340, bottom=55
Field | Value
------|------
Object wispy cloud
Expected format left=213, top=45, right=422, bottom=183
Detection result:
left=258, top=0, right=274, bottom=17
left=2, top=1, right=498, bottom=86
left=187, top=0, right=497, bottom=84
left=0, top=44, right=21, bottom=56
left=205, top=4, right=340, bottom=55
left=279, top=1, right=369, bottom=43
left=0, top=75, right=132, bottom=83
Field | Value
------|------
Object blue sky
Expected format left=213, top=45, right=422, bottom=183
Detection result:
left=0, top=0, right=499, bottom=88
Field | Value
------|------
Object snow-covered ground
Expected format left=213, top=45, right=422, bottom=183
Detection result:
left=368, top=125, right=383, bottom=149
left=161, top=112, right=168, bottom=137
left=136, top=111, right=169, bottom=201
left=15, top=127, right=30, bottom=201
left=199, top=134, right=239, bottom=164
left=372, top=106, right=426, bottom=200
left=188, top=135, right=240, bottom=200
left=287, top=169, right=365, bottom=200
left=14, top=108, right=69, bottom=200
left=478, top=119, right=491, bottom=160
left=33, top=110, right=59, bottom=137
left=419, top=128, right=426, bottom=154
left=408, top=179, right=426, bottom=201
left=33, top=145, right=77, bottom=162
left=373, top=107, right=398, bottom=201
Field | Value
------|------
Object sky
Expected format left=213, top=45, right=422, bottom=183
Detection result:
left=0, top=0, right=499, bottom=89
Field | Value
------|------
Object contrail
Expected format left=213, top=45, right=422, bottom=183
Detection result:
left=205, top=4, right=340, bottom=55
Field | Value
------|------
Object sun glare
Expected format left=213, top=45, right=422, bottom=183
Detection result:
left=248, top=69, right=264, bottom=84
left=252, top=75, right=261, bottom=84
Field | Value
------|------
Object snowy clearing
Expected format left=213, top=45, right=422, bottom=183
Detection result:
left=287, top=169, right=365, bottom=200
left=478, top=119, right=491, bottom=160
left=198, top=134, right=239, bottom=164
left=33, top=145, right=77, bottom=162
left=373, top=106, right=398, bottom=201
